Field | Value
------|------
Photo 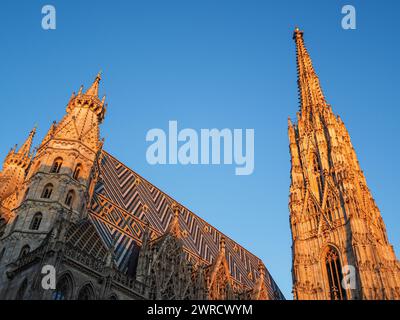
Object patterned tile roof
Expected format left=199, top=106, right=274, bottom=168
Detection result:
left=65, top=219, right=109, bottom=261
left=88, top=150, right=284, bottom=299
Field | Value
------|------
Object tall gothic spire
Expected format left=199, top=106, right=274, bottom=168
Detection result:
left=289, top=28, right=400, bottom=300
left=293, top=27, right=327, bottom=117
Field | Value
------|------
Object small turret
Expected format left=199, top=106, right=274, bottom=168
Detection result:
left=0, top=126, right=36, bottom=201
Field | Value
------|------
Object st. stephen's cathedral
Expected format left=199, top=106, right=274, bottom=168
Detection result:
left=0, top=29, right=398, bottom=300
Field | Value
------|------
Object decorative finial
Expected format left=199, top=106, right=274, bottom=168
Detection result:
left=220, top=237, right=226, bottom=250
left=258, top=260, right=265, bottom=277
left=167, top=202, right=182, bottom=238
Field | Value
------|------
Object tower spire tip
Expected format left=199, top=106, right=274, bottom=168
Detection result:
left=85, top=71, right=103, bottom=97
left=293, top=26, right=303, bottom=39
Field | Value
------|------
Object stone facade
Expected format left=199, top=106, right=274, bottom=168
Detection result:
left=288, top=28, right=400, bottom=300
left=0, top=73, right=283, bottom=300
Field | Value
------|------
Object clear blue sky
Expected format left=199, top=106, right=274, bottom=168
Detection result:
left=1, top=0, right=399, bottom=299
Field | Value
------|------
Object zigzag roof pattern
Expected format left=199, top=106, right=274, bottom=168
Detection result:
left=88, top=150, right=284, bottom=299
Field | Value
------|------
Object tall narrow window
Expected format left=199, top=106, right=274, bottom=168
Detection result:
left=65, top=190, right=75, bottom=207
left=30, top=212, right=42, bottom=231
left=73, top=164, right=82, bottom=180
left=53, top=275, right=73, bottom=300
left=51, top=158, right=63, bottom=173
left=41, top=184, right=53, bottom=199
left=325, top=247, right=347, bottom=300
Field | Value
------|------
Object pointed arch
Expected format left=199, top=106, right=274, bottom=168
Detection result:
left=207, top=260, right=234, bottom=300
left=50, top=157, right=63, bottom=173
left=29, top=212, right=43, bottom=230
left=306, top=195, right=320, bottom=215
left=54, top=272, right=74, bottom=300
left=251, top=263, right=270, bottom=300
left=41, top=183, right=53, bottom=199
left=77, top=283, right=95, bottom=300
left=65, top=190, right=75, bottom=207
left=206, top=239, right=234, bottom=300
left=322, top=246, right=347, bottom=300
left=73, top=164, right=82, bottom=180
left=144, top=232, right=195, bottom=300
left=324, top=187, right=343, bottom=222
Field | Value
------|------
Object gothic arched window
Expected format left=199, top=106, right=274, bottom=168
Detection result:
left=41, top=184, right=53, bottom=199
left=73, top=164, right=82, bottom=180
left=30, top=212, right=42, bottom=231
left=19, top=245, right=30, bottom=258
left=54, top=274, right=73, bottom=300
left=65, top=190, right=75, bottom=207
left=324, top=246, right=347, bottom=300
left=51, top=158, right=63, bottom=173
left=15, top=279, right=28, bottom=300
left=77, top=284, right=95, bottom=300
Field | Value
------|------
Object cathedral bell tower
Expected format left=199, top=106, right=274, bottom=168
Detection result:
left=288, top=28, right=400, bottom=300
left=0, top=73, right=107, bottom=264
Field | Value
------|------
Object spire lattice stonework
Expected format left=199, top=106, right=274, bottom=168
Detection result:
left=288, top=28, right=400, bottom=300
